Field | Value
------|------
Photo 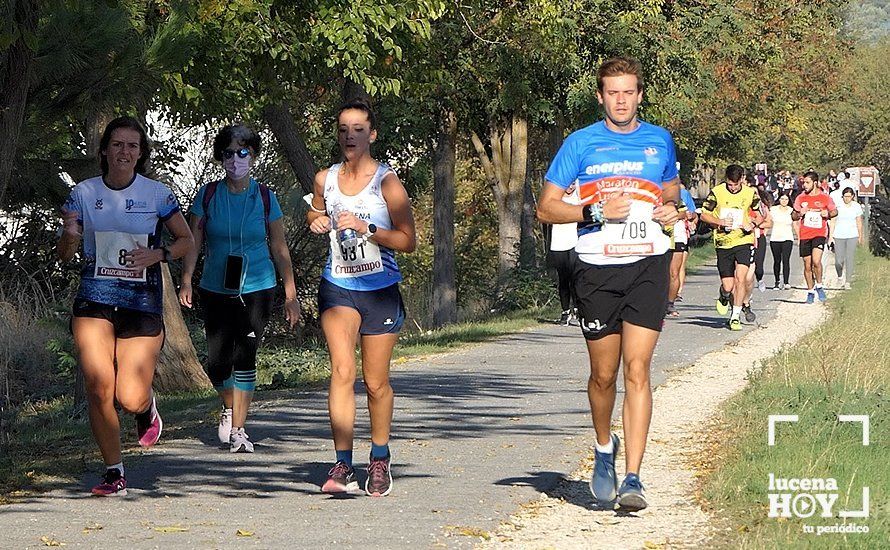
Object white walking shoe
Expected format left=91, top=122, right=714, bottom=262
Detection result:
left=230, top=428, right=254, bottom=453
left=218, top=408, right=233, bottom=444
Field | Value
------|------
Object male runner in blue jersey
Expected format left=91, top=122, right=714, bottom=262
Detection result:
left=536, top=57, right=681, bottom=512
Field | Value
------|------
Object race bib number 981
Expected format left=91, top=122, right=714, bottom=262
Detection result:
left=329, top=232, right=384, bottom=278
left=93, top=231, right=149, bottom=281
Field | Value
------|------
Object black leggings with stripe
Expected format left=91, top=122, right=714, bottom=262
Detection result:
left=199, top=287, right=274, bottom=391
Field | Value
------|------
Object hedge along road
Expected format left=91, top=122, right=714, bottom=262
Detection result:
left=1, top=251, right=806, bottom=548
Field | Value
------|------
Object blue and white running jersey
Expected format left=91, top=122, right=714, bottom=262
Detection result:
left=321, top=163, right=402, bottom=291
left=545, top=120, right=679, bottom=266
left=63, top=174, right=180, bottom=313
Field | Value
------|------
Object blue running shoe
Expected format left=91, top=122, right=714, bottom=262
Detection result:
left=806, top=292, right=815, bottom=304
left=815, top=287, right=827, bottom=302
left=590, top=433, right=620, bottom=505
left=617, top=473, right=648, bottom=512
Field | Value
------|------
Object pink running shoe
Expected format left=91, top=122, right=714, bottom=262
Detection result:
left=321, top=461, right=358, bottom=493
left=91, top=468, right=127, bottom=497
left=136, top=396, right=162, bottom=448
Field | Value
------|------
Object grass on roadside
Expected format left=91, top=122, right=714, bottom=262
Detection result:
left=686, top=241, right=715, bottom=271
left=0, top=307, right=554, bottom=500
left=699, top=251, right=889, bottom=548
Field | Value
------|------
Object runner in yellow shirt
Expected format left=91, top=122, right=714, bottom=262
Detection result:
left=699, top=165, right=763, bottom=330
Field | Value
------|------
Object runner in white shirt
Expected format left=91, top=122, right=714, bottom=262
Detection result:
left=548, top=183, right=580, bottom=325
left=308, top=99, right=416, bottom=498
left=828, top=186, right=863, bottom=289
left=57, top=116, right=193, bottom=496
left=768, top=193, right=796, bottom=289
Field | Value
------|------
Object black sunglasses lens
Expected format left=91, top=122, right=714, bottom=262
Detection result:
left=223, top=148, right=251, bottom=159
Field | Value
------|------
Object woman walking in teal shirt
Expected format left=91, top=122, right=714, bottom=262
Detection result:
left=179, top=124, right=300, bottom=453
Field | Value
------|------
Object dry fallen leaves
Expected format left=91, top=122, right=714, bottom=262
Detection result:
left=40, top=536, right=65, bottom=546
left=445, top=525, right=491, bottom=540
left=235, top=529, right=254, bottom=537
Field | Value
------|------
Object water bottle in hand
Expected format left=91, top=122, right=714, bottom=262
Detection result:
left=331, top=202, right=359, bottom=245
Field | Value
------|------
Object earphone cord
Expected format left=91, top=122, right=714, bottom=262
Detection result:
left=224, top=178, right=251, bottom=304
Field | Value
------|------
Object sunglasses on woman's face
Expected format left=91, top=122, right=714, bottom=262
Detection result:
left=223, top=147, right=251, bottom=159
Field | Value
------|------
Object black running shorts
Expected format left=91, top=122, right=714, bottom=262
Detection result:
left=716, top=244, right=754, bottom=278
left=573, top=253, right=670, bottom=340
left=71, top=299, right=164, bottom=338
left=799, top=237, right=826, bottom=257
left=318, top=279, right=405, bottom=335
left=672, top=242, right=689, bottom=253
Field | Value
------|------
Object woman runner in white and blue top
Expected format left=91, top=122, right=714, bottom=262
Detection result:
left=307, top=99, right=416, bottom=497
left=56, top=116, right=194, bottom=497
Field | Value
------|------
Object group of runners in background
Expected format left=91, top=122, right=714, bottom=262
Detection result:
left=56, top=54, right=865, bottom=515
left=549, top=152, right=866, bottom=331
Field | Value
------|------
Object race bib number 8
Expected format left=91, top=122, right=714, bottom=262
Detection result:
left=329, top=232, right=384, bottom=278
left=94, top=231, right=149, bottom=281
left=803, top=210, right=823, bottom=229
left=602, top=201, right=657, bottom=257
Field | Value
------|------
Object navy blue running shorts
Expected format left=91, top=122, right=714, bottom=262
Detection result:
left=318, top=279, right=405, bottom=335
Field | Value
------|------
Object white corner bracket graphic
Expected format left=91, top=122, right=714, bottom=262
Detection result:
left=839, top=487, right=870, bottom=518
left=768, top=415, right=799, bottom=446
left=838, top=415, right=870, bottom=446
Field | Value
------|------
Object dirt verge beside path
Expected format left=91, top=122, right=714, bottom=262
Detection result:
left=478, top=288, right=829, bottom=549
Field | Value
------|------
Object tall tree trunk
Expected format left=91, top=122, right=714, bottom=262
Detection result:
left=431, top=108, right=457, bottom=328
left=262, top=102, right=317, bottom=194
left=155, top=264, right=211, bottom=392
left=0, top=0, right=38, bottom=207
left=470, top=113, right=528, bottom=278
left=519, top=172, right=536, bottom=269
left=61, top=111, right=113, bottom=183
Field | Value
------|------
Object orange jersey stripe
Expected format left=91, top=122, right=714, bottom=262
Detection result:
left=578, top=176, right=663, bottom=206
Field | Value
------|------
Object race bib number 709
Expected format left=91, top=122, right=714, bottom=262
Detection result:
left=601, top=201, right=658, bottom=257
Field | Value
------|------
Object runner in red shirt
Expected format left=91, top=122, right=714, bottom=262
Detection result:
left=792, top=171, right=837, bottom=303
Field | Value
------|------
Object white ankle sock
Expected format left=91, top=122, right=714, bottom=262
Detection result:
left=106, top=462, right=124, bottom=475
left=595, top=437, right=614, bottom=454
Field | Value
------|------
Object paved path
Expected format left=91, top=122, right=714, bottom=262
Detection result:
left=2, top=250, right=810, bottom=549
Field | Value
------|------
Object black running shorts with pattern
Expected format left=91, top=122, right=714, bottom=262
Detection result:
left=572, top=252, right=670, bottom=341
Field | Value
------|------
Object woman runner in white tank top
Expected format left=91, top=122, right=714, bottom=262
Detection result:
left=307, top=99, right=416, bottom=497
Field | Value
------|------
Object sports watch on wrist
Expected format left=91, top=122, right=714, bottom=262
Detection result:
left=364, top=223, right=377, bottom=239
left=582, top=202, right=604, bottom=224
